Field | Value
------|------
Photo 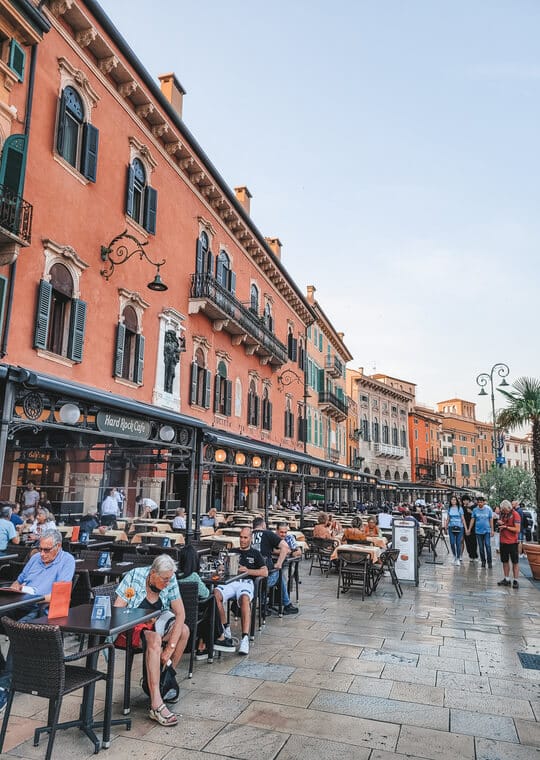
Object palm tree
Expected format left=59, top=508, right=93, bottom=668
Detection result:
left=497, top=377, right=540, bottom=543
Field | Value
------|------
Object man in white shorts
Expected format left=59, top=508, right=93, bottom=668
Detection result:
left=214, top=527, right=268, bottom=656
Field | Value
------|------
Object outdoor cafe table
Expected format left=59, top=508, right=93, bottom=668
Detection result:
left=0, top=588, right=45, bottom=614
left=200, top=534, right=241, bottom=549
left=33, top=604, right=158, bottom=747
left=92, top=529, right=129, bottom=542
left=131, top=532, right=185, bottom=545
left=74, top=557, right=150, bottom=580
left=331, top=543, right=383, bottom=563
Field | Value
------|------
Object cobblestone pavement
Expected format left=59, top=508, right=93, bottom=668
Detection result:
left=3, top=551, right=540, bottom=759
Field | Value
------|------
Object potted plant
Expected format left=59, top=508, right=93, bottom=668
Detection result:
left=498, top=378, right=540, bottom=579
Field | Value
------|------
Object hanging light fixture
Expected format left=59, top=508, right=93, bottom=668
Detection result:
left=235, top=452, right=246, bottom=466
left=214, top=449, right=227, bottom=463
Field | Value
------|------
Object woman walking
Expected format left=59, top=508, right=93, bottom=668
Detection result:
left=461, top=496, right=477, bottom=561
left=445, top=495, right=466, bottom=565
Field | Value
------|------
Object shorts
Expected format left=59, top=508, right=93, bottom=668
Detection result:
left=500, top=543, right=519, bottom=564
left=216, top=579, right=254, bottom=603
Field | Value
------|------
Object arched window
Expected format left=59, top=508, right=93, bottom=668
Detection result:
left=250, top=284, right=259, bottom=314
left=195, top=230, right=213, bottom=275
left=372, top=417, right=380, bottom=443
left=190, top=347, right=210, bottom=408
left=262, top=387, right=272, bottom=431
left=298, top=337, right=305, bottom=371
left=402, top=471, right=409, bottom=481
left=307, top=407, right=312, bottom=443
left=297, top=406, right=305, bottom=442
left=394, top=471, right=400, bottom=481
left=216, top=251, right=235, bottom=294
left=384, top=469, right=391, bottom=480
left=247, top=379, right=259, bottom=426
left=126, top=157, right=157, bottom=233
left=234, top=378, right=242, bottom=417
left=374, top=468, right=381, bottom=477
left=34, top=263, right=87, bottom=362
left=214, top=360, right=231, bottom=416
left=364, top=467, right=370, bottom=474
left=114, top=304, right=144, bottom=384
left=284, top=398, right=294, bottom=438
left=361, top=415, right=369, bottom=441
left=392, top=425, right=398, bottom=446
left=263, top=302, right=273, bottom=332
left=400, top=427, right=407, bottom=447
left=382, top=422, right=389, bottom=444
left=287, top=327, right=297, bottom=361
left=56, top=86, right=98, bottom=181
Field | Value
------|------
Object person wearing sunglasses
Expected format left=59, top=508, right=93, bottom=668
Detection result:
left=0, top=529, right=75, bottom=711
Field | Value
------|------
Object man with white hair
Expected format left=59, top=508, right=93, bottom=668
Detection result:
left=497, top=500, right=521, bottom=589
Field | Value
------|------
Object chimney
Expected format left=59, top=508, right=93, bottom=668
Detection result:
left=306, top=285, right=316, bottom=304
left=158, top=73, right=186, bottom=118
left=358, top=366, right=364, bottom=375
left=234, top=186, right=252, bottom=215
left=337, top=332, right=344, bottom=341
left=265, top=237, right=282, bottom=260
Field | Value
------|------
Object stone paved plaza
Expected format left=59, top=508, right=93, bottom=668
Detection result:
left=2, top=552, right=540, bottom=760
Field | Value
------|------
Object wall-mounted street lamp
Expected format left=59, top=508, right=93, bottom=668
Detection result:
left=100, top=230, right=168, bottom=291
left=276, top=368, right=303, bottom=390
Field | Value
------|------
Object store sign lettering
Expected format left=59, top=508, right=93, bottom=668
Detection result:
left=96, top=411, right=151, bottom=439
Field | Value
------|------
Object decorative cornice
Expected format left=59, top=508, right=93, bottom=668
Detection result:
left=50, top=0, right=74, bottom=16
left=58, top=56, right=99, bottom=107
left=136, top=103, right=155, bottom=119
left=42, top=238, right=89, bottom=272
left=193, top=335, right=212, bottom=350
left=128, top=136, right=157, bottom=169
left=118, top=80, right=137, bottom=98
left=75, top=27, right=97, bottom=48
left=197, top=216, right=217, bottom=236
left=165, top=140, right=183, bottom=156
left=151, top=123, right=168, bottom=139
left=117, top=287, right=150, bottom=310
left=97, top=55, right=119, bottom=75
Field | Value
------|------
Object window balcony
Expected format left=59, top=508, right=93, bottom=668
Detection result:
left=189, top=272, right=288, bottom=366
left=374, top=442, right=407, bottom=459
left=328, top=447, right=340, bottom=462
left=325, top=354, right=343, bottom=378
left=318, top=391, right=348, bottom=421
left=0, top=184, right=32, bottom=257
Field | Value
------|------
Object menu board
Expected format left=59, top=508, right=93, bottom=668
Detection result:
left=392, top=520, right=418, bottom=585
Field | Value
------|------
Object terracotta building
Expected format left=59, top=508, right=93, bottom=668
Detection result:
left=408, top=405, right=443, bottom=484
left=0, top=0, right=366, bottom=523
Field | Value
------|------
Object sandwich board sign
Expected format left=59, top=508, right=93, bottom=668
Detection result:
left=392, top=519, right=418, bottom=586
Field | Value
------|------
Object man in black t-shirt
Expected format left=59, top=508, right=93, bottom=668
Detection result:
left=214, top=527, right=268, bottom=656
left=252, top=517, right=299, bottom=615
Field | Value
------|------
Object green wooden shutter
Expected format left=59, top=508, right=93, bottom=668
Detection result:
left=134, top=334, right=145, bottom=384
left=125, top=164, right=135, bottom=217
left=318, top=368, right=325, bottom=392
left=113, top=323, right=125, bottom=377
left=67, top=298, right=87, bottom=362
left=144, top=186, right=157, bottom=234
left=268, top=401, right=272, bottom=431
left=213, top=374, right=220, bottom=412
left=33, top=279, right=52, bottom=349
left=8, top=39, right=25, bottom=82
left=203, top=369, right=211, bottom=408
left=225, top=379, right=232, bottom=416
left=56, top=90, right=67, bottom=156
left=0, top=275, right=6, bottom=337
left=81, top=123, right=99, bottom=182
left=229, top=270, right=236, bottom=295
left=0, top=134, right=27, bottom=196
left=254, top=396, right=260, bottom=426
left=190, top=361, right=198, bottom=404
left=195, top=238, right=203, bottom=274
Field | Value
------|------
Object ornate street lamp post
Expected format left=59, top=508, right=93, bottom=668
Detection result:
left=476, top=363, right=510, bottom=468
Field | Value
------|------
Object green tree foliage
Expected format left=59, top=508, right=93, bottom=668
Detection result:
left=478, top=466, right=534, bottom=506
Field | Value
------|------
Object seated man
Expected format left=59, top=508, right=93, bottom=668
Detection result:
left=0, top=505, right=20, bottom=550
left=0, top=529, right=76, bottom=710
left=214, top=527, right=268, bottom=656
left=171, top=508, right=186, bottom=531
left=252, top=517, right=298, bottom=615
left=276, top=521, right=302, bottom=558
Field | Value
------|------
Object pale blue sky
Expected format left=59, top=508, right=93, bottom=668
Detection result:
left=99, top=0, right=540, bottom=422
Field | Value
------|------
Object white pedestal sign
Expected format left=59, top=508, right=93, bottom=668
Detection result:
left=392, top=519, right=419, bottom=586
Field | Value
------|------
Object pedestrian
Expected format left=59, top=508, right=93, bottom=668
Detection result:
left=512, top=500, right=525, bottom=556
left=467, top=496, right=494, bottom=568
left=461, top=496, right=477, bottom=561
left=100, top=487, right=120, bottom=527
left=497, top=499, right=521, bottom=589
left=445, top=495, right=466, bottom=565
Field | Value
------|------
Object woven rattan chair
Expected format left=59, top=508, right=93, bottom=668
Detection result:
left=370, top=548, right=403, bottom=597
left=0, top=616, right=114, bottom=760
left=178, top=580, right=208, bottom=678
left=336, top=550, right=371, bottom=600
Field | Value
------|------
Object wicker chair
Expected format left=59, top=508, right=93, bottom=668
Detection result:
left=309, top=538, right=335, bottom=576
left=370, top=548, right=403, bottom=597
left=178, top=580, right=214, bottom=678
left=0, top=616, right=114, bottom=760
left=336, top=551, right=371, bottom=600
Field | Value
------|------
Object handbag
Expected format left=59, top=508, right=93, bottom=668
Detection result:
left=141, top=660, right=179, bottom=703
left=450, top=525, right=462, bottom=534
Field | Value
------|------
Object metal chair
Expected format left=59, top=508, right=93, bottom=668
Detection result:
left=370, top=548, right=403, bottom=597
left=0, top=616, right=114, bottom=760
left=336, top=551, right=371, bottom=600
left=309, top=538, right=335, bottom=576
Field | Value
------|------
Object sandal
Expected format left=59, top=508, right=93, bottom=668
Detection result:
left=149, top=703, right=178, bottom=726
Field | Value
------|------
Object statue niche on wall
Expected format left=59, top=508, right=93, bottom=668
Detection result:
left=163, top=329, right=181, bottom=394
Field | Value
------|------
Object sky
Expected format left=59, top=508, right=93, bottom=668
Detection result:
left=99, top=0, right=540, bottom=424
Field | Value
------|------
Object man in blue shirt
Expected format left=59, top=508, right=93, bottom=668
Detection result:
left=0, top=506, right=19, bottom=551
left=467, top=497, right=494, bottom=568
left=0, top=529, right=75, bottom=710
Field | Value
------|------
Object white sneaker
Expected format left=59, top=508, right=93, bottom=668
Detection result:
left=223, top=625, right=232, bottom=639
left=238, top=635, right=249, bottom=656
left=456, top=558, right=461, bottom=565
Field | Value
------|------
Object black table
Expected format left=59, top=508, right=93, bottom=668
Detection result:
left=0, top=588, right=45, bottom=614
left=34, top=604, right=157, bottom=748
left=0, top=551, right=19, bottom=562
left=73, top=559, right=147, bottom=580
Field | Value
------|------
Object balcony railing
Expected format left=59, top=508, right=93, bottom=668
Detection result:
left=374, top=442, right=407, bottom=459
left=190, top=272, right=288, bottom=365
left=328, top=447, right=340, bottom=462
left=325, top=354, right=344, bottom=378
left=318, top=391, right=348, bottom=420
left=0, top=184, right=32, bottom=244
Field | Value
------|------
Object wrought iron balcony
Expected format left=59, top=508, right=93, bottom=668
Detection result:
left=325, top=354, right=344, bottom=378
left=374, top=442, right=407, bottom=459
left=318, top=391, right=348, bottom=421
left=189, top=272, right=288, bottom=366
left=0, top=183, right=32, bottom=244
